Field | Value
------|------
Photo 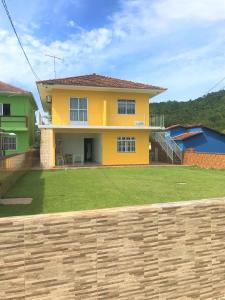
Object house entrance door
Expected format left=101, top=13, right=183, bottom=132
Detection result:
left=84, top=138, right=93, bottom=162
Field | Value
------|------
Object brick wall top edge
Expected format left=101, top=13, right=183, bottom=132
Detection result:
left=185, top=149, right=225, bottom=156
left=1, top=197, right=225, bottom=222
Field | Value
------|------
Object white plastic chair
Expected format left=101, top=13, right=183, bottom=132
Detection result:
left=57, top=155, right=64, bottom=166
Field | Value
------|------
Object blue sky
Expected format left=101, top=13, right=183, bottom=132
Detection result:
left=1, top=0, right=225, bottom=109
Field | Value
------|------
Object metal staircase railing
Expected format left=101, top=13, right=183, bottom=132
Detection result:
left=151, top=131, right=183, bottom=163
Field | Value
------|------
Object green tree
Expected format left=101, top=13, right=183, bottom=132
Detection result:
left=152, top=90, right=225, bottom=132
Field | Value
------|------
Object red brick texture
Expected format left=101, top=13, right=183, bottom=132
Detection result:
left=183, top=148, right=225, bottom=169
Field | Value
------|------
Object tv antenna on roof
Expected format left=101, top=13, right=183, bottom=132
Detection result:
left=45, top=54, right=64, bottom=78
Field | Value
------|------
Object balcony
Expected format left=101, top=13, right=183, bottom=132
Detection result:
left=38, top=112, right=164, bottom=129
left=150, top=114, right=165, bottom=129
left=0, top=116, right=28, bottom=131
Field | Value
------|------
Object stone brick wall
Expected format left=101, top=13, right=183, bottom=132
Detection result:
left=184, top=148, right=225, bottom=169
left=1, top=198, right=225, bottom=299
left=40, top=128, right=54, bottom=168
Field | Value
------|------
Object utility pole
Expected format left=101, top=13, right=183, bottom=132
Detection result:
left=45, top=54, right=63, bottom=78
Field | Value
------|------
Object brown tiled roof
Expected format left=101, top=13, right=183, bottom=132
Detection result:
left=0, top=81, right=28, bottom=93
left=173, top=132, right=202, bottom=141
left=167, top=124, right=209, bottom=130
left=37, top=74, right=166, bottom=90
left=186, top=124, right=205, bottom=129
left=166, top=124, right=185, bottom=130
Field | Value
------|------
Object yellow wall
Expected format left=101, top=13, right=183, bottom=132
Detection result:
left=51, top=89, right=150, bottom=126
left=102, top=130, right=149, bottom=165
left=53, top=128, right=149, bottom=166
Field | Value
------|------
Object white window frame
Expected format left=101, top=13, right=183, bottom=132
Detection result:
left=69, top=97, right=88, bottom=125
left=3, top=136, right=17, bottom=151
left=118, top=100, right=135, bottom=115
left=117, top=137, right=136, bottom=153
left=0, top=103, right=3, bottom=116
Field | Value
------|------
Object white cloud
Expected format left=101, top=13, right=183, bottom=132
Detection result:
left=110, top=0, right=225, bottom=40
left=154, top=0, right=225, bottom=22
left=0, top=25, right=114, bottom=108
left=67, top=20, right=84, bottom=32
left=68, top=20, right=76, bottom=28
left=1, top=0, right=225, bottom=109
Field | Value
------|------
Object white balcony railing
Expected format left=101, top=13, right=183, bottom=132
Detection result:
left=38, top=112, right=88, bottom=126
left=150, top=114, right=165, bottom=129
left=38, top=112, right=51, bottom=126
left=38, top=112, right=164, bottom=129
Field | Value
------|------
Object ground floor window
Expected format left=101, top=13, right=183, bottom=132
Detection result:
left=117, top=137, right=135, bottom=152
left=3, top=136, right=16, bottom=150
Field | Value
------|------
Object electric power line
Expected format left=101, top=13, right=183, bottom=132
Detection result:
left=206, top=75, right=225, bottom=95
left=1, top=0, right=40, bottom=80
left=3, top=0, right=225, bottom=96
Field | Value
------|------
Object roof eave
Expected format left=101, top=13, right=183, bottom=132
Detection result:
left=0, top=90, right=29, bottom=95
left=36, top=82, right=166, bottom=103
left=173, top=132, right=203, bottom=141
left=166, top=124, right=185, bottom=130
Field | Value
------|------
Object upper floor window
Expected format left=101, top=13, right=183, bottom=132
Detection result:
left=70, top=97, right=87, bottom=123
left=118, top=100, right=135, bottom=115
left=0, top=103, right=10, bottom=116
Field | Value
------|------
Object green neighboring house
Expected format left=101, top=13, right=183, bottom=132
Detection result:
left=0, top=81, right=37, bottom=155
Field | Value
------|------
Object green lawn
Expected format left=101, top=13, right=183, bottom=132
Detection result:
left=1, top=166, right=225, bottom=217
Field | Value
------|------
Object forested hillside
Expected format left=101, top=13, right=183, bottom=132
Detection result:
left=151, top=90, right=225, bottom=132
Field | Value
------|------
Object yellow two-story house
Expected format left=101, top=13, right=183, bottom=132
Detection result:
left=37, top=74, right=165, bottom=168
